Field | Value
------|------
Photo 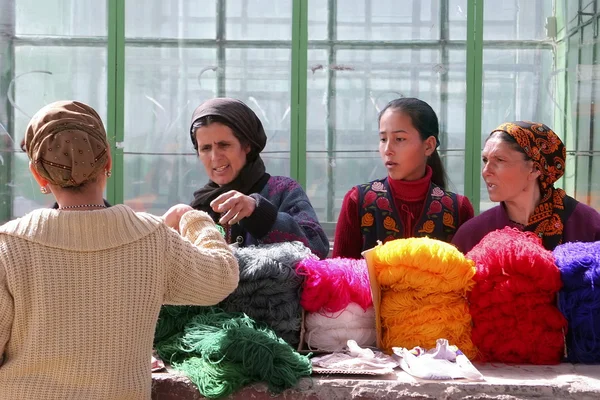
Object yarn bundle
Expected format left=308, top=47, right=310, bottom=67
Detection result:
left=554, top=241, right=600, bottom=363
left=369, top=237, right=477, bottom=358
left=467, top=227, right=566, bottom=364
left=297, top=258, right=375, bottom=351
left=154, top=306, right=311, bottom=399
left=219, top=241, right=315, bottom=346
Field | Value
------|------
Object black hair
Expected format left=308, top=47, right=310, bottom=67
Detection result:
left=487, top=130, right=532, bottom=161
left=378, top=97, right=447, bottom=189
left=190, top=115, right=251, bottom=154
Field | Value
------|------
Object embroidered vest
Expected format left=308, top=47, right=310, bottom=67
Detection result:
left=357, top=178, right=460, bottom=252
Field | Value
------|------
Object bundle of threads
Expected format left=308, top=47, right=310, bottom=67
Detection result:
left=218, top=241, right=315, bottom=346
left=297, top=258, right=375, bottom=351
left=154, top=306, right=311, bottom=399
left=554, top=241, right=600, bottom=363
left=467, top=227, right=566, bottom=364
left=369, top=237, right=477, bottom=358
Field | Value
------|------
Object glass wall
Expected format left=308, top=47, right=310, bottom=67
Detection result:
left=480, top=0, right=554, bottom=210
left=1, top=0, right=599, bottom=237
left=306, top=0, right=468, bottom=233
left=1, top=0, right=107, bottom=220
left=123, top=0, right=293, bottom=215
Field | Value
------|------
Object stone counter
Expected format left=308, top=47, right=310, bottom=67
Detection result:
left=152, top=363, right=600, bottom=400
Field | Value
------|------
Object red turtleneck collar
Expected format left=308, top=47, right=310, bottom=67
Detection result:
left=387, top=166, right=432, bottom=202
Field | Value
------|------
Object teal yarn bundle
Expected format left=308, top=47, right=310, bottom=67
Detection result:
left=219, top=241, right=315, bottom=345
left=154, top=307, right=312, bottom=399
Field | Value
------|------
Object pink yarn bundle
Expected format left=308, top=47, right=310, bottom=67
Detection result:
left=297, top=257, right=372, bottom=313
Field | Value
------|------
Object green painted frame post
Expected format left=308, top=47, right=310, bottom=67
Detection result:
left=464, top=0, right=484, bottom=214
left=107, top=0, right=125, bottom=205
left=0, top=0, right=15, bottom=222
left=290, top=0, right=308, bottom=188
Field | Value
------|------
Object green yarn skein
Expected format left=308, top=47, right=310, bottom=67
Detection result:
left=154, top=307, right=311, bottom=399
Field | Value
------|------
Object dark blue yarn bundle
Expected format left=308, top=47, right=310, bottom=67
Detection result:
left=554, top=241, right=600, bottom=363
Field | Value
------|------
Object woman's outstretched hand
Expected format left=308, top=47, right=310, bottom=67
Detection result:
left=163, top=204, right=194, bottom=232
left=210, top=190, right=257, bottom=226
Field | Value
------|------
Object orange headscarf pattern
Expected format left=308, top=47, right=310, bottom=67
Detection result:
left=490, top=121, right=569, bottom=250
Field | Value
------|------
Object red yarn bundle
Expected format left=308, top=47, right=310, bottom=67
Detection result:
left=296, top=257, right=372, bottom=313
left=467, top=227, right=566, bottom=364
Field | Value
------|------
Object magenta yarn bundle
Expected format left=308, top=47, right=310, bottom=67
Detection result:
left=297, top=257, right=372, bottom=313
left=297, top=257, right=375, bottom=350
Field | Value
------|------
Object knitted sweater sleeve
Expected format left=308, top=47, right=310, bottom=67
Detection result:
left=163, top=210, right=239, bottom=305
left=240, top=178, right=329, bottom=259
left=0, top=258, right=12, bottom=364
left=332, top=187, right=363, bottom=259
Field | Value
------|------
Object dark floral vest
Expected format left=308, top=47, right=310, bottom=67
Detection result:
left=357, top=178, right=460, bottom=252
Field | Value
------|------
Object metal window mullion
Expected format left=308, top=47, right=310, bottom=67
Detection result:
left=290, top=0, right=308, bottom=187
left=439, top=0, right=450, bottom=176
left=465, top=0, right=484, bottom=214
left=410, top=1, right=421, bottom=94
left=573, top=0, right=583, bottom=199
left=587, top=1, right=597, bottom=203
left=107, top=0, right=125, bottom=205
left=216, top=0, right=226, bottom=96
left=326, top=0, right=337, bottom=222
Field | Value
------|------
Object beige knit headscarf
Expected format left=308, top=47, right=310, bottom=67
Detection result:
left=24, top=100, right=110, bottom=187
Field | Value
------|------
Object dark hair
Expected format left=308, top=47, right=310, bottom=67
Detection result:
left=487, top=131, right=532, bottom=161
left=378, top=97, right=447, bottom=189
left=190, top=115, right=251, bottom=153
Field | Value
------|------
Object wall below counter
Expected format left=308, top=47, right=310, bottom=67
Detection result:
left=152, top=363, right=600, bottom=400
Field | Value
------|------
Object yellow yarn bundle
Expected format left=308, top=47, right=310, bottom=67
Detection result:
left=371, top=237, right=477, bottom=358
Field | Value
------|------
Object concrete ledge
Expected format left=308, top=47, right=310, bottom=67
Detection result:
left=152, top=363, right=600, bottom=400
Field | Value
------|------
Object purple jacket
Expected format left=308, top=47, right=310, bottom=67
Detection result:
left=236, top=176, right=329, bottom=259
left=452, top=197, right=600, bottom=254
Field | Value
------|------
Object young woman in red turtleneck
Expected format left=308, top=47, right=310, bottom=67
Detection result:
left=332, top=98, right=474, bottom=259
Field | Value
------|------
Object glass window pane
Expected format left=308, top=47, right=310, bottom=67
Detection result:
left=226, top=0, right=292, bottom=41
left=123, top=2, right=293, bottom=214
left=308, top=0, right=328, bottom=40
left=479, top=0, right=554, bottom=211
left=123, top=47, right=218, bottom=153
left=124, top=154, right=201, bottom=215
left=10, top=46, right=107, bottom=216
left=337, top=0, right=440, bottom=41
left=125, top=0, right=217, bottom=39
left=123, top=47, right=217, bottom=211
left=307, top=1, right=468, bottom=225
left=225, top=47, right=291, bottom=156
left=16, top=0, right=106, bottom=36
left=483, top=0, right=551, bottom=40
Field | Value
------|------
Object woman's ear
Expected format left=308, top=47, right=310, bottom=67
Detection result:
left=29, top=162, right=49, bottom=188
left=105, top=153, right=112, bottom=174
left=424, top=136, right=437, bottom=157
left=529, top=164, right=542, bottom=181
left=244, top=145, right=251, bottom=155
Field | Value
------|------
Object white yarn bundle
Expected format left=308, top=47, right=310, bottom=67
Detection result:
left=304, top=303, right=377, bottom=351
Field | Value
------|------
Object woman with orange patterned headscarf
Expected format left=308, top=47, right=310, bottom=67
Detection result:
left=453, top=121, right=600, bottom=253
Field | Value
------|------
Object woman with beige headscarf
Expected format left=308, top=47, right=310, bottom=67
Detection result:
left=0, top=101, right=239, bottom=400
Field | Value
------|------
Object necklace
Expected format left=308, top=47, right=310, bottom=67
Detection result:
left=58, top=204, right=107, bottom=210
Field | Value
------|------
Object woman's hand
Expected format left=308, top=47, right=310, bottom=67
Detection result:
left=163, top=204, right=194, bottom=232
left=210, top=190, right=257, bottom=226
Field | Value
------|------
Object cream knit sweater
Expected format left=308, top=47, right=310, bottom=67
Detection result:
left=0, top=205, right=239, bottom=400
